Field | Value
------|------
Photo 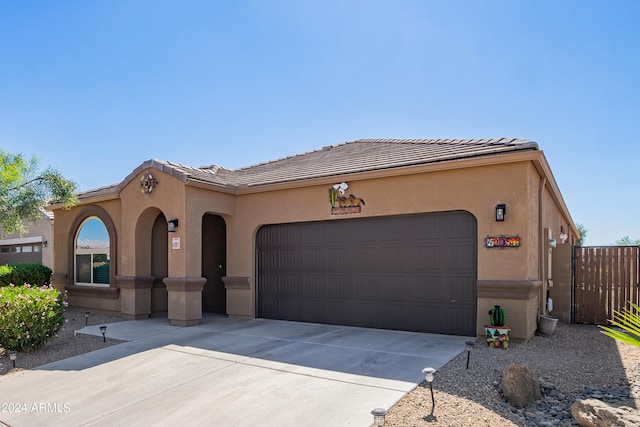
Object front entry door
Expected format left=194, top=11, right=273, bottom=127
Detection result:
left=202, top=214, right=227, bottom=313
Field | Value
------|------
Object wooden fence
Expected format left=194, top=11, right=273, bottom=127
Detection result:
left=573, top=246, right=639, bottom=324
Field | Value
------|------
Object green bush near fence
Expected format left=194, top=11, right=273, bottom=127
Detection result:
left=0, top=284, right=66, bottom=351
left=0, top=263, right=52, bottom=287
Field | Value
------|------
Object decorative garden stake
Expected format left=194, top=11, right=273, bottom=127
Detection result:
left=422, top=367, right=436, bottom=422
left=99, top=325, right=107, bottom=343
left=9, top=350, right=17, bottom=368
left=85, top=312, right=90, bottom=326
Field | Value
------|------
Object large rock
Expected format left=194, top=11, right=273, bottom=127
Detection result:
left=571, top=399, right=640, bottom=427
left=501, top=363, right=541, bottom=408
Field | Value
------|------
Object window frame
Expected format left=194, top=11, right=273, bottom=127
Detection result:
left=74, top=217, right=111, bottom=287
left=67, top=206, right=117, bottom=293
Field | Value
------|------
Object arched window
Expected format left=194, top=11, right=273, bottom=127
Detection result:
left=75, top=217, right=110, bottom=287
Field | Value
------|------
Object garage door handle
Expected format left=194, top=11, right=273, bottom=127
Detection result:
left=450, top=300, right=457, bottom=303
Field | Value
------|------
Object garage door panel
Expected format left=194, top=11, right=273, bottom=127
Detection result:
left=325, top=275, right=356, bottom=298
left=353, top=274, right=382, bottom=299
left=354, top=246, right=379, bottom=270
left=380, top=277, right=416, bottom=301
left=413, top=245, right=443, bottom=270
left=257, top=211, right=477, bottom=336
left=301, top=275, right=326, bottom=297
left=326, top=247, right=356, bottom=271
left=259, top=249, right=300, bottom=271
left=302, top=222, right=328, bottom=244
left=303, top=248, right=328, bottom=270
left=443, top=245, right=476, bottom=269
left=414, top=275, right=449, bottom=301
left=262, top=226, right=301, bottom=245
left=447, top=277, right=477, bottom=301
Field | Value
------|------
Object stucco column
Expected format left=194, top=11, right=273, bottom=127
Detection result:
left=116, top=275, right=154, bottom=320
left=222, top=276, right=253, bottom=319
left=477, top=280, right=542, bottom=342
left=163, top=276, right=206, bottom=326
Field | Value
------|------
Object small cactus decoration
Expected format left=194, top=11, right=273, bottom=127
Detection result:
left=489, top=305, right=505, bottom=327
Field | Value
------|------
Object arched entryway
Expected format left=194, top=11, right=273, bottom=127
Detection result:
left=150, top=212, right=169, bottom=316
left=202, top=213, right=227, bottom=313
left=123, top=207, right=169, bottom=319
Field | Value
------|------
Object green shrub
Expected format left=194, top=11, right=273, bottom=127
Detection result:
left=0, top=284, right=67, bottom=351
left=0, top=265, right=11, bottom=280
left=0, top=263, right=52, bottom=287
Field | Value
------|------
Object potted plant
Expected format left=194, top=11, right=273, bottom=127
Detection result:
left=485, top=305, right=511, bottom=349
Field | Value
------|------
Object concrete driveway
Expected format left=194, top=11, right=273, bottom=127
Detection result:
left=0, top=315, right=472, bottom=426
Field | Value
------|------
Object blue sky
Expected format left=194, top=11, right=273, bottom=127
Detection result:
left=1, top=1, right=638, bottom=245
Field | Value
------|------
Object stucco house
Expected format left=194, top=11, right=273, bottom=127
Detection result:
left=0, top=210, right=54, bottom=268
left=49, top=138, right=578, bottom=341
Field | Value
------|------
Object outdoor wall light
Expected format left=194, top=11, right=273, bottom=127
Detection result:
left=168, top=219, right=179, bottom=232
left=85, top=311, right=90, bottom=326
left=99, top=325, right=107, bottom=343
left=465, top=340, right=476, bottom=369
left=422, top=367, right=436, bottom=422
left=495, top=204, right=506, bottom=222
left=371, top=407, right=388, bottom=426
left=8, top=350, right=17, bottom=368
left=549, top=239, right=557, bottom=248
left=559, top=233, right=568, bottom=244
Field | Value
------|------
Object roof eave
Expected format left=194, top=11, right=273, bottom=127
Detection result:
left=185, top=178, right=238, bottom=194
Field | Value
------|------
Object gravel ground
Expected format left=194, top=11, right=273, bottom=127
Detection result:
left=2, top=312, right=639, bottom=426
left=0, top=309, right=124, bottom=375
left=386, top=323, right=640, bottom=426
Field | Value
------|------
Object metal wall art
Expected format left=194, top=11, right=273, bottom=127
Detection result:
left=485, top=236, right=521, bottom=248
left=140, top=172, right=158, bottom=194
left=329, top=182, right=365, bottom=215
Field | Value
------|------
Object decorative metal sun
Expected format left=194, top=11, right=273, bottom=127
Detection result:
left=140, top=172, right=158, bottom=194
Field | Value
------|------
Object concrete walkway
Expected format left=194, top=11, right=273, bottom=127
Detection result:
left=0, top=315, right=472, bottom=426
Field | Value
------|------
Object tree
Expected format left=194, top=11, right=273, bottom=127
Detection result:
left=575, top=223, right=587, bottom=246
left=615, top=236, right=640, bottom=246
left=0, top=150, right=77, bottom=236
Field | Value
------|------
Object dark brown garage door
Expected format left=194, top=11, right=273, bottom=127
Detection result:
left=256, top=211, right=477, bottom=336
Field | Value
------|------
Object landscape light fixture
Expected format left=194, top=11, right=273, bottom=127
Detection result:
left=371, top=408, right=388, bottom=426
left=99, top=325, right=107, bottom=343
left=495, top=204, right=506, bottom=222
left=422, top=367, right=436, bottom=422
left=8, top=350, right=17, bottom=368
left=168, top=219, right=179, bottom=232
left=85, top=311, right=90, bottom=326
left=465, top=340, right=476, bottom=369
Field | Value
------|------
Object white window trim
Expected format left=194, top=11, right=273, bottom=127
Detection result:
left=74, top=249, right=110, bottom=288
left=74, top=217, right=110, bottom=288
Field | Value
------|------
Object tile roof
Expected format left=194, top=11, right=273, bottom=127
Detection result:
left=227, top=138, right=538, bottom=187
left=82, top=138, right=538, bottom=198
left=77, top=184, right=120, bottom=201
